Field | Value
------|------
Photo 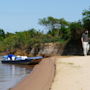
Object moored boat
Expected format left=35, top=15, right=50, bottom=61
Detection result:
left=1, top=56, right=43, bottom=65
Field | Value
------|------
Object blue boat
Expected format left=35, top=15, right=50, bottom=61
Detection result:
left=1, top=55, right=43, bottom=65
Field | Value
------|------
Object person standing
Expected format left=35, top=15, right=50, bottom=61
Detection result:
left=81, top=30, right=89, bottom=56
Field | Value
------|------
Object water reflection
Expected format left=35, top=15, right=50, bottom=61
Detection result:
left=0, top=62, right=32, bottom=90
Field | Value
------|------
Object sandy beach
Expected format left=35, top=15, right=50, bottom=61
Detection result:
left=51, top=56, right=90, bottom=90
left=11, top=56, right=90, bottom=90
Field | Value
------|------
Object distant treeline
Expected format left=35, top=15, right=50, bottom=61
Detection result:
left=0, top=7, right=90, bottom=55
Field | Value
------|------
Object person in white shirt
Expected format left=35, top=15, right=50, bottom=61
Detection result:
left=81, top=30, right=89, bottom=56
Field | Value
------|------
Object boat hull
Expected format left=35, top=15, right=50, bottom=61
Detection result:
left=1, top=59, right=42, bottom=65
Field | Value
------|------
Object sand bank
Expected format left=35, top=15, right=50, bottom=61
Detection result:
left=11, top=57, right=56, bottom=90
left=51, top=56, right=90, bottom=90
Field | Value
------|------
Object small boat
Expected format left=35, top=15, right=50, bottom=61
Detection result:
left=1, top=55, right=43, bottom=65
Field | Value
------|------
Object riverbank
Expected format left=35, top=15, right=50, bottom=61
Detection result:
left=51, top=56, right=90, bottom=90
left=11, top=57, right=56, bottom=90
left=11, top=56, right=90, bottom=90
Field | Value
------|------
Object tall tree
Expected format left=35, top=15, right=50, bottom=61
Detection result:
left=0, top=29, right=5, bottom=40
left=82, top=8, right=90, bottom=30
left=69, top=21, right=84, bottom=41
left=39, top=17, right=70, bottom=39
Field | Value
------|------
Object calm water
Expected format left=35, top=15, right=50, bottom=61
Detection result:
left=0, top=57, right=33, bottom=90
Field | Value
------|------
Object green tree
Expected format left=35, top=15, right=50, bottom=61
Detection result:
left=5, top=32, right=14, bottom=37
left=82, top=8, right=90, bottom=30
left=69, top=21, right=84, bottom=41
left=39, top=17, right=70, bottom=40
left=0, top=29, right=5, bottom=40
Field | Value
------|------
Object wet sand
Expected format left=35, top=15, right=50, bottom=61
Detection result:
left=11, top=57, right=56, bottom=90
left=51, top=56, right=90, bottom=90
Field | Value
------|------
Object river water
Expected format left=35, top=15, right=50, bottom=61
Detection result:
left=0, top=57, right=33, bottom=90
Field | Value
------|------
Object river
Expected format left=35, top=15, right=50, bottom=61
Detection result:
left=0, top=57, right=33, bottom=90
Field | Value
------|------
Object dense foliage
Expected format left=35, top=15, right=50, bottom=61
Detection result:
left=0, top=7, right=90, bottom=55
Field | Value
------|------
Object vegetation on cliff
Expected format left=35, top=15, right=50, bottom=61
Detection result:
left=0, top=7, right=90, bottom=56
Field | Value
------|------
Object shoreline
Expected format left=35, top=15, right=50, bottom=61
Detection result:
left=11, top=57, right=56, bottom=90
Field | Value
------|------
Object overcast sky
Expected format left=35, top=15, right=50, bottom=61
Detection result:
left=0, top=0, right=90, bottom=32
